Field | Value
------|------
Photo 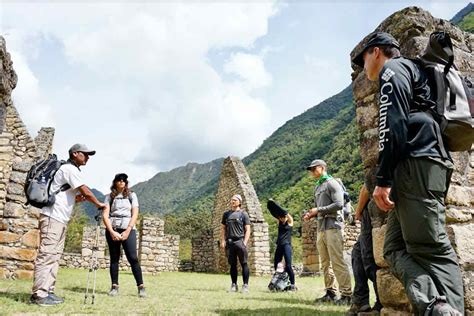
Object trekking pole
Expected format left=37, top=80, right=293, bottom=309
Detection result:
left=84, top=208, right=103, bottom=305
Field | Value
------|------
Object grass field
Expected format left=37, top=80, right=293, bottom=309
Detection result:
left=0, top=268, right=358, bottom=315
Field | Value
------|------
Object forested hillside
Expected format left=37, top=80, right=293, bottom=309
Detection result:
left=451, top=2, right=473, bottom=32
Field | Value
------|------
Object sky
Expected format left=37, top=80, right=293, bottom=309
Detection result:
left=0, top=0, right=469, bottom=193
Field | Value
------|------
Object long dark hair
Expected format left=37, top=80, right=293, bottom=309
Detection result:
left=110, top=180, right=131, bottom=200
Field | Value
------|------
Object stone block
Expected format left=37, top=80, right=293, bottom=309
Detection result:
left=14, top=269, right=33, bottom=280
left=377, top=269, right=410, bottom=309
left=463, top=270, right=474, bottom=311
left=446, top=185, right=473, bottom=206
left=10, top=171, right=26, bottom=185
left=21, top=229, right=39, bottom=248
left=0, top=231, right=21, bottom=243
left=0, top=246, right=37, bottom=261
left=4, top=202, right=25, bottom=218
left=7, top=194, right=27, bottom=204
left=449, top=224, right=474, bottom=269
left=372, top=225, right=389, bottom=268
left=0, top=268, right=7, bottom=279
left=6, top=183, right=24, bottom=196
left=446, top=207, right=472, bottom=223
left=82, top=248, right=92, bottom=257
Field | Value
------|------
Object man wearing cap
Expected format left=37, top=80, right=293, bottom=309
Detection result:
left=352, top=32, right=464, bottom=315
left=303, top=159, right=352, bottom=305
left=30, top=144, right=106, bottom=306
left=220, top=194, right=251, bottom=293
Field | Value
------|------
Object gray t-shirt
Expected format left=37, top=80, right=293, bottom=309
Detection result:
left=221, top=210, right=251, bottom=240
left=104, top=192, right=139, bottom=218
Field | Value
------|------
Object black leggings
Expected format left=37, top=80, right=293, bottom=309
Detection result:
left=226, top=240, right=249, bottom=285
left=274, top=243, right=295, bottom=285
left=105, top=229, right=143, bottom=286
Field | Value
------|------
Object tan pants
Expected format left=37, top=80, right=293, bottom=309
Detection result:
left=32, top=214, right=67, bottom=298
left=317, top=228, right=352, bottom=296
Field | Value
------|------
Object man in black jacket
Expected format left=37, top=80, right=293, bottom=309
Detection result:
left=352, top=32, right=464, bottom=315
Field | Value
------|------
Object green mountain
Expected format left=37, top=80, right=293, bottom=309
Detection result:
left=451, top=2, right=474, bottom=32
left=131, top=158, right=224, bottom=214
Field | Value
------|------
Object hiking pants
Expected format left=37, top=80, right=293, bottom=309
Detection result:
left=226, top=239, right=249, bottom=285
left=383, top=158, right=464, bottom=315
left=317, top=228, right=352, bottom=296
left=274, top=243, right=295, bottom=285
left=32, top=215, right=67, bottom=298
left=351, top=206, right=380, bottom=306
left=106, top=228, right=144, bottom=286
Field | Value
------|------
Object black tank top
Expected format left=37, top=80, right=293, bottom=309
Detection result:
left=277, top=221, right=292, bottom=245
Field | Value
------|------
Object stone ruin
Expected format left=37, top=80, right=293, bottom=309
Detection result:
left=350, top=7, right=474, bottom=315
left=0, top=36, right=179, bottom=278
left=60, top=217, right=180, bottom=274
left=0, top=36, right=55, bottom=279
left=192, top=156, right=272, bottom=275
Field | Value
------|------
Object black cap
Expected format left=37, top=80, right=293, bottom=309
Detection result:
left=113, top=173, right=128, bottom=183
left=352, top=32, right=400, bottom=67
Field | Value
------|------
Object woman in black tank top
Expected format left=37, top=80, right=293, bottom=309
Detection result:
left=274, top=214, right=297, bottom=290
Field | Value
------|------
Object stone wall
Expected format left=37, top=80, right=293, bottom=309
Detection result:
left=59, top=216, right=180, bottom=274
left=0, top=36, right=55, bottom=279
left=350, top=7, right=474, bottom=315
left=191, top=229, right=213, bottom=272
left=195, top=156, right=271, bottom=275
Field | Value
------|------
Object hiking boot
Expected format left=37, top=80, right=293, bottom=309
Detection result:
left=335, top=295, right=352, bottom=306
left=30, top=294, right=60, bottom=306
left=372, top=301, right=383, bottom=313
left=314, top=290, right=337, bottom=303
left=346, top=303, right=371, bottom=316
left=228, top=283, right=238, bottom=293
left=138, top=286, right=146, bottom=298
left=241, top=284, right=249, bottom=294
left=430, top=301, right=462, bottom=316
left=108, top=285, right=119, bottom=297
left=288, top=284, right=298, bottom=292
left=48, top=292, right=64, bottom=304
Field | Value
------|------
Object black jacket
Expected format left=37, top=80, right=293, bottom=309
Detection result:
left=376, top=57, right=446, bottom=187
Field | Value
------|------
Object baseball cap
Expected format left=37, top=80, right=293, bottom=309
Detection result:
left=113, top=173, right=128, bottom=183
left=68, top=143, right=96, bottom=156
left=306, top=159, right=327, bottom=170
left=352, top=32, right=400, bottom=67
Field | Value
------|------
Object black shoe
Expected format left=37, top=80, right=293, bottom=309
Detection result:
left=288, top=284, right=298, bottom=292
left=335, top=295, right=352, bottom=306
left=314, top=290, right=337, bottom=303
left=372, top=301, right=383, bottom=312
left=346, top=303, right=371, bottom=316
left=48, top=293, right=64, bottom=304
left=30, top=294, right=60, bottom=306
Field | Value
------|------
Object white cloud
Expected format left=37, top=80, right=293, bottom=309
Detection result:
left=224, top=52, right=272, bottom=89
left=1, top=2, right=278, bottom=191
left=9, top=50, right=55, bottom=133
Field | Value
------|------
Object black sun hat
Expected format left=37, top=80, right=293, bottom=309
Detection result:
left=113, top=173, right=128, bottom=183
left=267, top=199, right=289, bottom=219
left=352, top=32, right=400, bottom=67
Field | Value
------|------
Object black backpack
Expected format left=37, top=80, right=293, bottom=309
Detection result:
left=24, top=154, right=70, bottom=208
left=268, top=271, right=290, bottom=292
left=415, top=31, right=474, bottom=153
